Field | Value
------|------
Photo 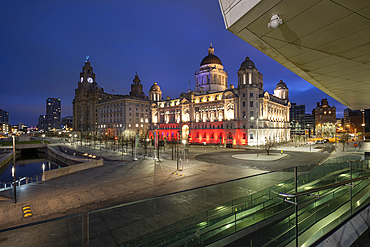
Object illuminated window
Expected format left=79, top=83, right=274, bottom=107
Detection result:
left=203, top=132, right=206, bottom=138
left=219, top=132, right=223, bottom=139
left=211, top=132, right=214, bottom=138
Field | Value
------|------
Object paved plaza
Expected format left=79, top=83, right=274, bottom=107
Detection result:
left=0, top=140, right=367, bottom=233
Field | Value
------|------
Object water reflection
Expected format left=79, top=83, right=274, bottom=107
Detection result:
left=0, top=159, right=62, bottom=183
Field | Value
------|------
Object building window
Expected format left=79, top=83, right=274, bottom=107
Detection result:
left=250, top=133, right=253, bottom=139
left=250, top=93, right=253, bottom=97
left=243, top=133, right=246, bottom=139
left=242, top=102, right=245, bottom=107
left=250, top=101, right=253, bottom=107
left=203, top=132, right=206, bottom=138
left=243, top=93, right=245, bottom=97
left=250, top=111, right=253, bottom=118
left=211, top=132, right=214, bottom=138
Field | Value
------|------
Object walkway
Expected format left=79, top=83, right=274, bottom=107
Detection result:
left=0, top=140, right=368, bottom=232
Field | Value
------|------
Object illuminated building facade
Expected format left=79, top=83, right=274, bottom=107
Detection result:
left=97, top=73, right=150, bottom=137
left=312, top=99, right=336, bottom=137
left=149, top=45, right=290, bottom=147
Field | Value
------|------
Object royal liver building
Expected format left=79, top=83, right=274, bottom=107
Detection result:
left=149, top=44, right=290, bottom=147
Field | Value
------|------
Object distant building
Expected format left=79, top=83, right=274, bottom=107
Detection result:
left=312, top=99, right=336, bottom=137
left=0, top=123, right=10, bottom=135
left=46, top=97, right=61, bottom=130
left=290, top=103, right=305, bottom=136
left=62, top=116, right=73, bottom=130
left=305, top=114, right=314, bottom=137
left=0, top=109, right=9, bottom=123
left=38, top=115, right=46, bottom=131
left=343, top=108, right=364, bottom=135
left=97, top=74, right=150, bottom=137
left=72, top=57, right=120, bottom=132
left=17, top=123, right=27, bottom=133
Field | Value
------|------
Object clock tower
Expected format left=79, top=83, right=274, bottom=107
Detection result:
left=79, top=56, right=96, bottom=85
left=73, top=57, right=106, bottom=133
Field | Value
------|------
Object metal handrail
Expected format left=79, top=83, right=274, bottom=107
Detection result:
left=279, top=173, right=370, bottom=198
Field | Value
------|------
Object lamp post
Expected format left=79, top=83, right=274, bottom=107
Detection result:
left=12, top=134, right=16, bottom=204
left=182, top=140, right=186, bottom=162
left=362, top=109, right=366, bottom=140
left=251, top=116, right=263, bottom=157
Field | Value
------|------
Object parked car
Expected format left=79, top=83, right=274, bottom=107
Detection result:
left=323, top=139, right=329, bottom=143
left=315, top=140, right=324, bottom=144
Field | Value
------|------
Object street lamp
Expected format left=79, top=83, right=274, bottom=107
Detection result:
left=251, top=116, right=263, bottom=157
left=182, top=140, right=186, bottom=162
left=12, top=134, right=17, bottom=204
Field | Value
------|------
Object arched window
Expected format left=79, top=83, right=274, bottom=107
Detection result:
left=243, top=133, right=246, bottom=139
left=219, top=132, right=223, bottom=139
left=211, top=132, right=214, bottom=138
left=227, top=132, right=232, bottom=139
left=203, top=132, right=206, bottom=138
left=196, top=132, right=199, bottom=138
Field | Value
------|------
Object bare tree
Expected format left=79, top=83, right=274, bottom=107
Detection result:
left=264, top=136, right=276, bottom=155
left=339, top=132, right=349, bottom=151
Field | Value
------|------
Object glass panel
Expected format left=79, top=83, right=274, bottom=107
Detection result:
left=0, top=214, right=82, bottom=247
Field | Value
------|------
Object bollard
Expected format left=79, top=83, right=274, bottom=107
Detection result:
left=26, top=177, right=28, bottom=185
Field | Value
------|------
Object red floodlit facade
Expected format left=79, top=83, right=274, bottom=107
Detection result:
left=149, top=45, right=291, bottom=147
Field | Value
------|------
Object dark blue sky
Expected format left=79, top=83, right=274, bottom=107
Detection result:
left=0, top=1, right=345, bottom=127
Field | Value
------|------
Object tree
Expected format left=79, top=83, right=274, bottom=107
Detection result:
left=339, top=132, right=349, bottom=151
left=264, top=136, right=276, bottom=155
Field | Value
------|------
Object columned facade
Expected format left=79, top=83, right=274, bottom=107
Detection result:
left=149, top=45, right=290, bottom=147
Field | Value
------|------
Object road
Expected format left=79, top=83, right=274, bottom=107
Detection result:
left=196, top=144, right=335, bottom=171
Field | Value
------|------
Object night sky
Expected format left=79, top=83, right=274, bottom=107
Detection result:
left=0, top=1, right=345, bottom=127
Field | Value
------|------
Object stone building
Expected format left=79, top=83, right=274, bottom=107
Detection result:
left=312, top=99, right=336, bottom=137
left=149, top=45, right=290, bottom=147
left=72, top=58, right=120, bottom=132
left=97, top=74, right=150, bottom=138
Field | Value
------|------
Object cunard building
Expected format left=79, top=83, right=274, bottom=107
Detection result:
left=149, top=45, right=291, bottom=147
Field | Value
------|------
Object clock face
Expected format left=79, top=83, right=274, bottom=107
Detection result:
left=80, top=77, right=83, bottom=82
left=87, top=77, right=93, bottom=83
